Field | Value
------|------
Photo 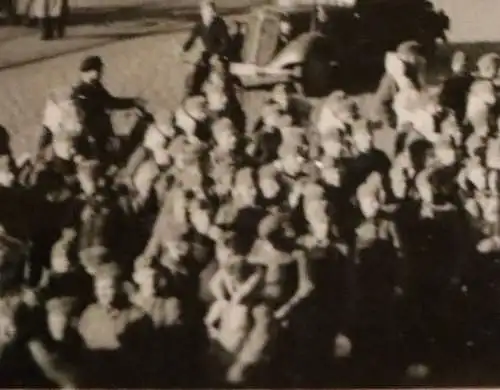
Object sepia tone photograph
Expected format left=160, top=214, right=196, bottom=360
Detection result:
left=0, top=0, right=498, bottom=388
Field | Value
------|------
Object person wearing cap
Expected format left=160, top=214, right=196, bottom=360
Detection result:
left=71, top=55, right=144, bottom=163
left=181, top=0, right=231, bottom=96
left=26, top=296, right=84, bottom=388
left=78, top=261, right=155, bottom=388
left=439, top=51, right=475, bottom=124
left=173, top=95, right=210, bottom=144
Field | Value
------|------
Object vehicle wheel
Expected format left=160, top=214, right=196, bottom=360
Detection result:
left=301, top=38, right=334, bottom=98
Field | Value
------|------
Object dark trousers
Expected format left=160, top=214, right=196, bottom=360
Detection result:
left=40, top=16, right=66, bottom=40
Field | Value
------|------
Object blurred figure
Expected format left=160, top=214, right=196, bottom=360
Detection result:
left=439, top=51, right=474, bottom=124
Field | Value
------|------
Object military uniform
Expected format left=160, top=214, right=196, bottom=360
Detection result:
left=71, top=56, right=138, bottom=162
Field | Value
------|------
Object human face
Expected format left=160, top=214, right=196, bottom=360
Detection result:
left=0, top=314, right=16, bottom=344
left=359, top=196, right=380, bottom=219
left=81, top=69, right=102, bottom=84
left=190, top=207, right=212, bottom=235
left=323, top=137, right=342, bottom=158
left=304, top=198, right=329, bottom=241
left=0, top=170, right=15, bottom=188
left=216, top=128, right=237, bottom=152
left=352, top=130, right=372, bottom=153
left=95, top=278, right=118, bottom=307
left=281, top=154, right=305, bottom=177
left=200, top=2, right=215, bottom=23
left=138, top=273, right=157, bottom=298
left=321, top=166, right=341, bottom=187
left=259, top=176, right=280, bottom=199
left=207, top=90, right=228, bottom=113
left=47, top=311, right=69, bottom=341
left=53, top=139, right=75, bottom=161
left=233, top=180, right=257, bottom=206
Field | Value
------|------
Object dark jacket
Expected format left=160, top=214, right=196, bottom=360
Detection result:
left=182, top=16, right=230, bottom=57
left=71, top=81, right=136, bottom=148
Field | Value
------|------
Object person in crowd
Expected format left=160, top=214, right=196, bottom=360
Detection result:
left=78, top=262, right=155, bottom=388
left=439, top=51, right=475, bottom=124
left=182, top=0, right=231, bottom=96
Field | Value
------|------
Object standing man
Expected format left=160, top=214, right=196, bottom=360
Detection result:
left=30, top=0, right=69, bottom=40
left=181, top=0, right=231, bottom=95
left=71, top=55, right=145, bottom=163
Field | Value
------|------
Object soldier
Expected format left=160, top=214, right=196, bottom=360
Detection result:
left=182, top=0, right=231, bottom=96
left=71, top=56, right=144, bottom=163
left=78, top=262, right=155, bottom=388
left=32, top=0, right=69, bottom=41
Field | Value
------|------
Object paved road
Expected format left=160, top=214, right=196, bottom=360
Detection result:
left=0, top=0, right=498, bottom=155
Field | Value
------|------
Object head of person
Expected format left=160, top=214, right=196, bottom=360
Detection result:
left=352, top=125, right=373, bottom=154
left=46, top=297, right=77, bottom=342
left=232, top=167, right=258, bottom=207
left=258, top=164, right=283, bottom=200
left=302, top=182, right=329, bottom=241
left=279, top=15, right=292, bottom=38
left=213, top=117, right=237, bottom=151
left=200, top=0, right=216, bottom=23
left=93, top=262, right=122, bottom=308
left=477, top=53, right=500, bottom=80
left=357, top=172, right=385, bottom=219
left=451, top=51, right=468, bottom=75
left=52, top=132, right=76, bottom=161
left=0, top=156, right=15, bottom=188
left=51, top=228, right=77, bottom=274
left=79, top=55, right=104, bottom=84
left=188, top=198, right=215, bottom=235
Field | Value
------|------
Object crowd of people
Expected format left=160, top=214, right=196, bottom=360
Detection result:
left=1, top=0, right=500, bottom=388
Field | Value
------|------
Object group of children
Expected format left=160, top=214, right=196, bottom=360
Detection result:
left=0, top=40, right=500, bottom=388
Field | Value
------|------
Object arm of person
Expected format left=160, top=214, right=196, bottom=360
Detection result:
left=28, top=339, right=82, bottom=388
left=231, top=269, right=263, bottom=304
left=99, top=85, right=139, bottom=111
left=182, top=22, right=201, bottom=53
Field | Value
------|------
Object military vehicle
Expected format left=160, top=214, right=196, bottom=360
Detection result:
left=230, top=0, right=449, bottom=97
